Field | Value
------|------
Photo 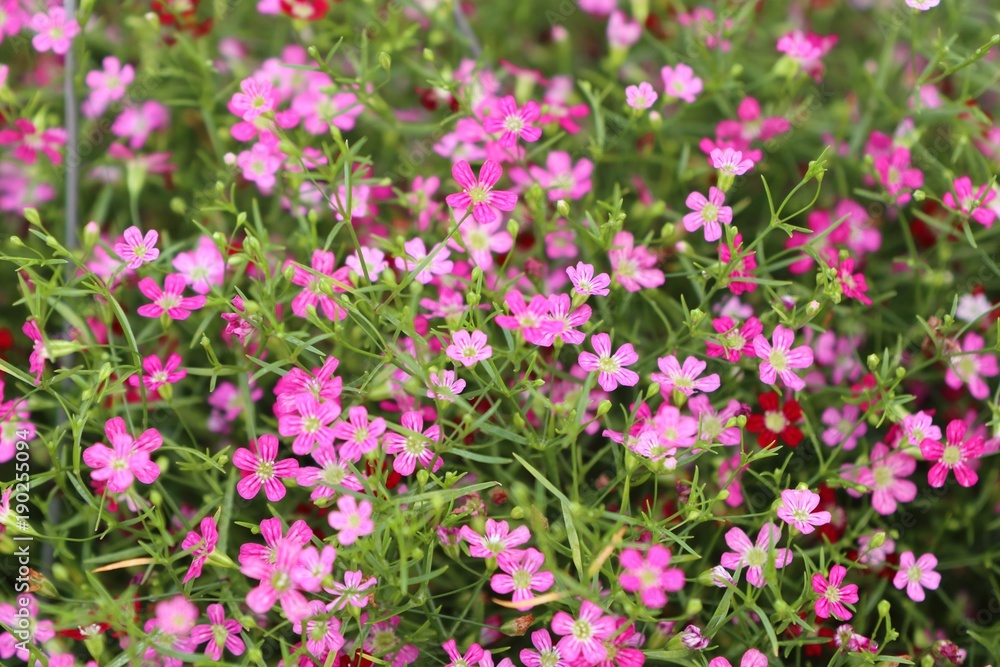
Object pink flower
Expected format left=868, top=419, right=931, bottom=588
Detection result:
left=920, top=419, right=984, bottom=488
left=384, top=410, right=442, bottom=475
left=442, top=640, right=485, bottom=667
left=296, top=443, right=363, bottom=499
left=706, top=316, right=762, bottom=362
left=710, top=147, right=755, bottom=176
left=776, top=489, right=832, bottom=534
left=680, top=625, right=710, bottom=650
left=278, top=395, right=339, bottom=455
left=892, top=551, right=941, bottom=602
left=857, top=442, right=917, bottom=515
left=241, top=541, right=310, bottom=622
left=288, top=249, right=353, bottom=321
left=181, top=517, right=218, bottom=583
left=22, top=319, right=47, bottom=384
left=191, top=604, right=245, bottom=661
left=427, top=370, right=466, bottom=402
left=542, top=294, right=591, bottom=346
left=232, top=434, right=299, bottom=501
left=491, top=548, right=554, bottom=609
left=446, top=330, right=493, bottom=367
left=83, top=57, right=135, bottom=118
left=906, top=0, right=940, bottom=8
left=327, top=495, right=375, bottom=545
left=445, top=160, right=518, bottom=224
left=578, top=333, right=640, bottom=392
left=776, top=30, right=838, bottom=80
left=460, top=519, right=531, bottom=559
left=236, top=141, right=284, bottom=192
left=718, top=233, right=758, bottom=295
left=567, top=262, right=611, bottom=297
left=812, top=564, right=859, bottom=620
left=607, top=10, right=641, bottom=48
left=137, top=274, right=207, bottom=320
left=82, top=417, right=162, bottom=493
left=293, top=600, right=345, bottom=656
left=333, top=406, right=385, bottom=461
left=626, top=82, right=658, bottom=109
left=528, top=151, right=593, bottom=201
left=128, top=354, right=186, bottom=392
left=709, top=649, right=768, bottom=667
left=857, top=532, right=895, bottom=567
left=720, top=523, right=792, bottom=588
left=520, top=629, right=567, bottom=667
left=551, top=601, right=616, bottom=663
left=609, top=231, right=665, bottom=291
left=112, top=101, right=169, bottom=150
left=753, top=325, right=814, bottom=391
left=820, top=404, right=866, bottom=451
left=0, top=119, right=67, bottom=165
left=683, top=187, right=733, bottom=242
left=650, top=355, right=720, bottom=397
left=495, top=291, right=553, bottom=346
left=483, top=95, right=542, bottom=148
left=453, top=217, right=514, bottom=271
left=873, top=147, right=923, bottom=204
left=30, top=7, right=79, bottom=55
left=230, top=77, right=277, bottom=121
left=323, top=570, right=378, bottom=610
left=900, top=411, right=941, bottom=449
left=173, top=235, right=225, bottom=294
left=394, top=238, right=453, bottom=284
left=945, top=332, right=998, bottom=400
left=618, top=544, right=685, bottom=608
left=661, top=63, right=702, bottom=103
left=836, top=258, right=872, bottom=305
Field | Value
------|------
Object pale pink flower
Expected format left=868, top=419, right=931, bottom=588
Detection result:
left=520, top=629, right=566, bottom=667
left=288, top=249, right=353, bottom=321
left=460, top=519, right=531, bottom=559
left=906, top=0, right=940, bottom=10
left=609, top=231, right=664, bottom=291
left=173, top=235, right=225, bottom=294
left=333, top=406, right=385, bottom=461
left=820, top=404, right=866, bottom=450
left=720, top=523, right=792, bottom=587
left=578, top=333, right=639, bottom=392
left=753, top=325, right=814, bottom=391
left=241, top=541, right=310, bottom=622
left=566, top=261, right=611, bottom=297
left=136, top=274, right=207, bottom=320
left=626, top=82, right=658, bottom=110
left=680, top=625, right=710, bottom=650
left=857, top=442, right=917, bottom=515
left=945, top=332, right=998, bottom=400
left=278, top=395, right=339, bottom=455
left=442, top=640, right=485, bottom=667
left=607, top=10, right=641, bottom=48
left=893, top=551, right=941, bottom=602
left=710, top=147, right=755, bottom=176
left=394, top=237, right=453, bottom=284
left=494, top=291, right=553, bottom=346
left=453, top=217, right=514, bottom=271
left=327, top=495, right=375, bottom=545
left=384, top=410, right=442, bottom=475
left=542, top=293, right=591, bottom=346
left=857, top=533, right=895, bottom=567
left=230, top=77, right=277, bottom=121
left=683, top=187, right=732, bottom=242
left=491, top=548, right=554, bottom=609
left=661, top=63, right=703, bottom=103
left=528, top=151, right=593, bottom=201
left=446, top=330, right=493, bottom=367
left=776, top=489, right=832, bottom=534
left=900, top=411, right=941, bottom=449
left=650, top=355, right=720, bottom=397
left=181, top=517, right=218, bottom=583
left=30, top=7, right=79, bottom=55
left=83, top=57, right=135, bottom=118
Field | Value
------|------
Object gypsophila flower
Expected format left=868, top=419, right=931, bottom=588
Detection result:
left=893, top=551, right=941, bottom=601
left=812, top=565, right=859, bottom=620
left=777, top=489, right=832, bottom=534
left=327, top=495, right=375, bottom=545
left=578, top=333, right=640, bottom=392
left=446, top=330, right=493, bottom=367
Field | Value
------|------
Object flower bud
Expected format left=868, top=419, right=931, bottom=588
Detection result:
left=23, top=208, right=41, bottom=227
left=806, top=300, right=822, bottom=316
left=510, top=506, right=525, bottom=520
left=685, top=598, right=703, bottom=616
left=378, top=51, right=391, bottom=72
left=595, top=400, right=612, bottom=418
left=877, top=599, right=891, bottom=617
left=500, top=614, right=535, bottom=636
left=649, top=110, right=662, bottom=129
left=867, top=353, right=880, bottom=371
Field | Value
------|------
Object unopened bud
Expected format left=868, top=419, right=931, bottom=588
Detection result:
left=867, top=353, right=880, bottom=371
left=595, top=400, right=612, bottom=418
left=556, top=200, right=570, bottom=216
left=500, top=614, right=535, bottom=636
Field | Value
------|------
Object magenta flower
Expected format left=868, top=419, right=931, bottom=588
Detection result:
left=892, top=551, right=941, bottom=602
left=836, top=258, right=872, bottom=305
left=0, top=119, right=67, bottom=165
left=776, top=489, right=832, bottom=534
left=327, top=495, right=375, bottom=545
left=128, top=354, right=187, bottom=392
left=607, top=9, right=641, bottom=48
left=551, top=600, right=616, bottom=663
left=874, top=147, right=923, bottom=204
left=520, top=629, right=567, bottom=667
left=288, top=249, right=353, bottom=321
left=491, top=548, right=554, bottom=609
left=857, top=442, right=917, bottom=515
left=333, top=406, right=386, bottom=461
left=706, top=316, right=763, bottom=363
left=82, top=417, right=162, bottom=493
left=542, top=294, right=591, bottom=346
left=384, top=410, right=442, bottom=475
left=137, top=274, right=208, bottom=320
left=446, top=329, right=493, bottom=367
left=626, top=82, right=658, bottom=109
left=460, top=518, right=531, bottom=559
left=232, top=434, right=299, bottom=502
left=609, top=231, right=665, bottom=291
left=618, top=544, right=686, bottom=608
left=683, top=187, right=733, bottom=242
left=23, top=319, right=48, bottom=384
left=942, top=176, right=997, bottom=227
left=442, top=640, right=485, bottom=667
left=566, top=262, right=611, bottom=297
left=30, top=7, right=79, bottom=55
left=709, top=649, right=768, bottom=667
left=944, top=332, right=998, bottom=400
left=445, top=159, right=518, bottom=224
left=753, top=325, right=814, bottom=391
left=181, top=517, right=218, bottom=584
left=661, top=63, right=703, bottom=103
left=720, top=522, right=792, bottom=588
left=484, top=95, right=542, bottom=148
left=900, top=411, right=942, bottom=449
left=578, top=333, right=640, bottom=392
left=292, top=545, right=337, bottom=593
left=241, top=541, right=310, bottom=622
left=920, top=419, right=984, bottom=488
left=296, top=443, right=363, bottom=500
left=651, top=355, right=720, bottom=397
left=680, top=625, right=710, bottom=650
left=812, top=564, right=859, bottom=620
left=495, top=291, right=554, bottom=346
left=191, top=603, right=245, bottom=661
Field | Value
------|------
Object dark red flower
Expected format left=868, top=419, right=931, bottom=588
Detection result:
left=280, top=0, right=330, bottom=20
left=850, top=373, right=882, bottom=412
left=746, top=391, right=803, bottom=447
